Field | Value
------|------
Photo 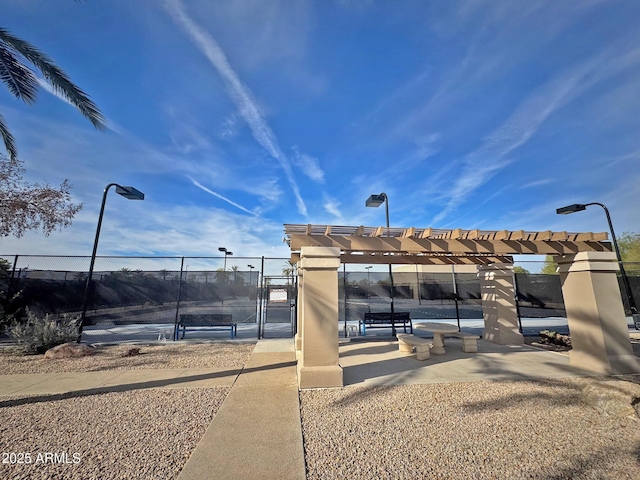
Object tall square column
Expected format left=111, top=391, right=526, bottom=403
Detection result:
left=555, top=252, right=639, bottom=374
left=479, top=263, right=524, bottom=345
left=294, top=268, right=303, bottom=352
left=297, top=246, right=343, bottom=388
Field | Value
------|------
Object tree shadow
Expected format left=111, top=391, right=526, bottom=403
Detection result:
left=0, top=360, right=296, bottom=408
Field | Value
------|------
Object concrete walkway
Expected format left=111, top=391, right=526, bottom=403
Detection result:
left=178, top=339, right=306, bottom=480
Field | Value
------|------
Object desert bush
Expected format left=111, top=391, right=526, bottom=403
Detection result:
left=9, top=309, right=80, bottom=354
left=539, top=329, right=572, bottom=347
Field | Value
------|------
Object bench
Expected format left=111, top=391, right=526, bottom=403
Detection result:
left=444, top=332, right=479, bottom=352
left=359, top=312, right=412, bottom=335
left=178, top=313, right=236, bottom=339
left=397, top=334, right=431, bottom=360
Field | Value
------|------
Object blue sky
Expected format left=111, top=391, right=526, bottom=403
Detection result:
left=1, top=0, right=639, bottom=260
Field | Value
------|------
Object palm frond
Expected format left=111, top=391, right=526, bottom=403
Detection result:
left=0, top=28, right=106, bottom=130
left=0, top=42, right=38, bottom=103
left=0, top=112, right=18, bottom=160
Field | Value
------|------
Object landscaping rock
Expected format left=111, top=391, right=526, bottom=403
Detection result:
left=121, top=347, right=141, bottom=357
left=581, top=380, right=640, bottom=418
left=44, top=342, right=97, bottom=359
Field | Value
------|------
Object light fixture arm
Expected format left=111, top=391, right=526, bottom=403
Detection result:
left=80, top=183, right=145, bottom=336
left=585, top=203, right=636, bottom=315
left=582, top=203, right=620, bottom=260
left=557, top=201, right=637, bottom=318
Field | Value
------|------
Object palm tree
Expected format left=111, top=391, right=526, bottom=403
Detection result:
left=202, top=270, right=211, bottom=283
left=282, top=260, right=297, bottom=286
left=0, top=27, right=106, bottom=159
left=230, top=265, right=244, bottom=286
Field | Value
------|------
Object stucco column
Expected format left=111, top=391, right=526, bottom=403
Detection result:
left=555, top=252, right=639, bottom=374
left=295, top=268, right=303, bottom=352
left=297, top=246, right=343, bottom=388
left=479, top=263, right=524, bottom=345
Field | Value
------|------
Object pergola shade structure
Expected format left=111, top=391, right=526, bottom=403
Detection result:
left=284, top=224, right=640, bottom=388
left=286, top=224, right=611, bottom=261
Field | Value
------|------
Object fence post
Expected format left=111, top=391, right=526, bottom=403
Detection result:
left=343, top=264, right=348, bottom=336
left=452, top=265, right=461, bottom=331
left=257, top=256, right=264, bottom=339
left=7, top=254, right=19, bottom=301
left=173, top=257, right=185, bottom=341
left=512, top=270, right=523, bottom=334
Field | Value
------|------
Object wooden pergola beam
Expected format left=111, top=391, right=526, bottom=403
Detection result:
left=288, top=234, right=613, bottom=255
left=339, top=253, right=514, bottom=265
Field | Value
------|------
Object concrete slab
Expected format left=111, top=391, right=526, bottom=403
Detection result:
left=178, top=344, right=305, bottom=480
left=177, top=384, right=305, bottom=480
left=0, top=373, right=63, bottom=396
left=252, top=338, right=295, bottom=353
left=235, top=352, right=297, bottom=387
left=7, top=371, right=124, bottom=395
left=340, top=339, right=601, bottom=386
left=0, top=368, right=241, bottom=397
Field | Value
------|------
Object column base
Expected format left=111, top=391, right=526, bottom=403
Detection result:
left=483, top=327, right=524, bottom=345
left=297, top=363, right=343, bottom=389
left=569, top=350, right=640, bottom=375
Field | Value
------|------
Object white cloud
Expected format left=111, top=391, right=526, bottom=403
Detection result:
left=162, top=0, right=308, bottom=216
left=322, top=193, right=343, bottom=222
left=432, top=47, right=634, bottom=224
left=218, top=113, right=240, bottom=140
left=0, top=201, right=289, bottom=259
left=291, top=146, right=324, bottom=183
left=521, top=179, right=554, bottom=189
left=190, top=178, right=259, bottom=216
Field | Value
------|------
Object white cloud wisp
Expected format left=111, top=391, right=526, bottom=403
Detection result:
left=163, top=0, right=308, bottom=216
left=190, top=178, right=259, bottom=216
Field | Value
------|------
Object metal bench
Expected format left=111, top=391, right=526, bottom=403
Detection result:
left=359, top=311, right=412, bottom=335
left=397, top=333, right=431, bottom=360
left=178, top=313, right=236, bottom=339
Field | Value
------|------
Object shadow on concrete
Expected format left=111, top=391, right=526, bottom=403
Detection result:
left=339, top=339, right=609, bottom=387
left=0, top=360, right=296, bottom=408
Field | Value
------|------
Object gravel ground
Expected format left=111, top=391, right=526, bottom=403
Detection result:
left=0, top=388, right=226, bottom=480
left=300, top=377, right=640, bottom=480
left=0, top=342, right=256, bottom=374
left=0, top=342, right=256, bottom=479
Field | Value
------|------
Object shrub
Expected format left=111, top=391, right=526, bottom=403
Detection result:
left=9, top=309, right=80, bottom=354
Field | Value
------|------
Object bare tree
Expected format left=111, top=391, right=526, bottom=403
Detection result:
left=0, top=154, right=81, bottom=237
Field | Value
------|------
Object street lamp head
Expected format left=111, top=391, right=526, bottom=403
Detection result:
left=115, top=186, right=145, bottom=200
left=365, top=193, right=386, bottom=208
left=247, top=264, right=254, bottom=269
left=226, top=251, right=233, bottom=256
left=218, top=247, right=227, bottom=253
left=556, top=204, right=587, bottom=215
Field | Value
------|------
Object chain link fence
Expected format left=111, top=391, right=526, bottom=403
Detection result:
left=0, top=255, right=294, bottom=343
left=2, top=255, right=638, bottom=343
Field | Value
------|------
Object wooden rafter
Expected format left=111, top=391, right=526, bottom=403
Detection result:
left=284, top=224, right=612, bottom=258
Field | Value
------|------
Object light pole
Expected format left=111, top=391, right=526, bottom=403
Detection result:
left=218, top=247, right=233, bottom=306
left=80, top=183, right=144, bottom=338
left=218, top=247, right=233, bottom=278
left=248, top=264, right=255, bottom=286
left=365, top=266, right=372, bottom=299
left=184, top=265, right=189, bottom=304
left=557, top=202, right=638, bottom=329
left=366, top=192, right=396, bottom=336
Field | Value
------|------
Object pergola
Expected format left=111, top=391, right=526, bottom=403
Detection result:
left=285, top=224, right=640, bottom=389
